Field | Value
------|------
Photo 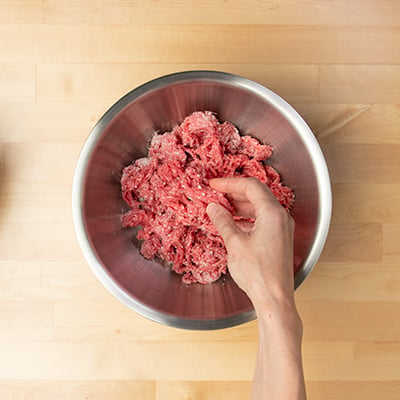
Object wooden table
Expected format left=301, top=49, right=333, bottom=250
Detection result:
left=1, top=1, right=399, bottom=398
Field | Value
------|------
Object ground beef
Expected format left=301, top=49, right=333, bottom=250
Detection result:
left=121, top=111, right=294, bottom=284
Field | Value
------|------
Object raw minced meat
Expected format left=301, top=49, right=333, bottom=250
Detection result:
left=121, top=111, right=294, bottom=284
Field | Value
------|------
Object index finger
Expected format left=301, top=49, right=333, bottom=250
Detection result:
left=209, top=177, right=282, bottom=217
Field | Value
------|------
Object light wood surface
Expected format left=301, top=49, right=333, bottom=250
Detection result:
left=0, top=1, right=399, bottom=399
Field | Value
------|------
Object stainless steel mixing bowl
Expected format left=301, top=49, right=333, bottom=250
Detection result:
left=72, top=71, right=331, bottom=330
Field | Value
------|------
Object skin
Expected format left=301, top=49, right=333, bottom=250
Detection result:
left=206, top=177, right=307, bottom=400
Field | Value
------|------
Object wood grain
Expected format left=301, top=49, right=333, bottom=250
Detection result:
left=320, top=65, right=400, bottom=103
left=331, top=183, right=400, bottom=224
left=52, top=298, right=400, bottom=342
left=3, top=380, right=398, bottom=400
left=323, top=144, right=400, bottom=184
left=303, top=341, right=400, bottom=381
left=0, top=340, right=257, bottom=380
left=0, top=222, right=81, bottom=262
left=306, top=381, right=400, bottom=400
left=296, top=104, right=400, bottom=144
left=156, top=381, right=251, bottom=400
left=0, top=301, right=53, bottom=340
left=0, top=64, right=36, bottom=103
left=36, top=63, right=319, bottom=104
left=157, top=381, right=400, bottom=400
left=296, top=263, right=400, bottom=302
left=1, top=24, right=400, bottom=64
left=297, top=301, right=400, bottom=341
left=0, top=380, right=155, bottom=400
left=1, top=0, right=399, bottom=398
left=43, top=0, right=400, bottom=26
left=0, top=261, right=105, bottom=301
left=0, top=103, right=102, bottom=142
left=383, top=224, right=400, bottom=262
left=319, top=222, right=382, bottom=263
left=1, top=340, right=399, bottom=381
left=53, top=299, right=258, bottom=342
left=1, top=143, right=81, bottom=183
left=0, top=182, right=73, bottom=224
left=0, top=0, right=43, bottom=24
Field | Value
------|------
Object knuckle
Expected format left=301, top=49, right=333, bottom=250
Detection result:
left=213, top=210, right=230, bottom=227
left=267, top=206, right=292, bottom=226
left=225, top=235, right=244, bottom=256
left=218, top=220, right=236, bottom=238
left=246, top=177, right=262, bottom=192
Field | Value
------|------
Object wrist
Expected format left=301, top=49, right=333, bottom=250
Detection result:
left=249, top=283, right=297, bottom=317
left=255, top=297, right=303, bottom=336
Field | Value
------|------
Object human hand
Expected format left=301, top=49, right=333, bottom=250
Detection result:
left=206, top=178, right=305, bottom=400
left=206, top=177, right=296, bottom=312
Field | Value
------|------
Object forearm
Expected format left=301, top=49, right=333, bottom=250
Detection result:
left=251, top=301, right=306, bottom=400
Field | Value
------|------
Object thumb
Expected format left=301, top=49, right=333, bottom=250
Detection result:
left=206, top=202, right=242, bottom=247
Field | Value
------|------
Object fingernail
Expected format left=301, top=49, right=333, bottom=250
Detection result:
left=206, top=203, right=219, bottom=219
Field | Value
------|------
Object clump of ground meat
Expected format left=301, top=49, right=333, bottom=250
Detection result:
left=121, top=111, right=294, bottom=284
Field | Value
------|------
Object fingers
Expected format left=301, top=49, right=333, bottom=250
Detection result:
left=206, top=203, right=244, bottom=247
left=233, top=220, right=255, bottom=233
left=210, top=178, right=247, bottom=201
left=229, top=199, right=256, bottom=220
left=209, top=177, right=281, bottom=219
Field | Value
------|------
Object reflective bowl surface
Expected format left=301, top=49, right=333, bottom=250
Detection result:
left=72, top=71, right=331, bottom=330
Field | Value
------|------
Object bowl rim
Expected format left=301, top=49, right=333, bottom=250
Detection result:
left=72, top=70, right=332, bottom=330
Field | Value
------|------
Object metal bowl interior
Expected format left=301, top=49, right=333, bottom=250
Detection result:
left=72, top=71, right=331, bottom=330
